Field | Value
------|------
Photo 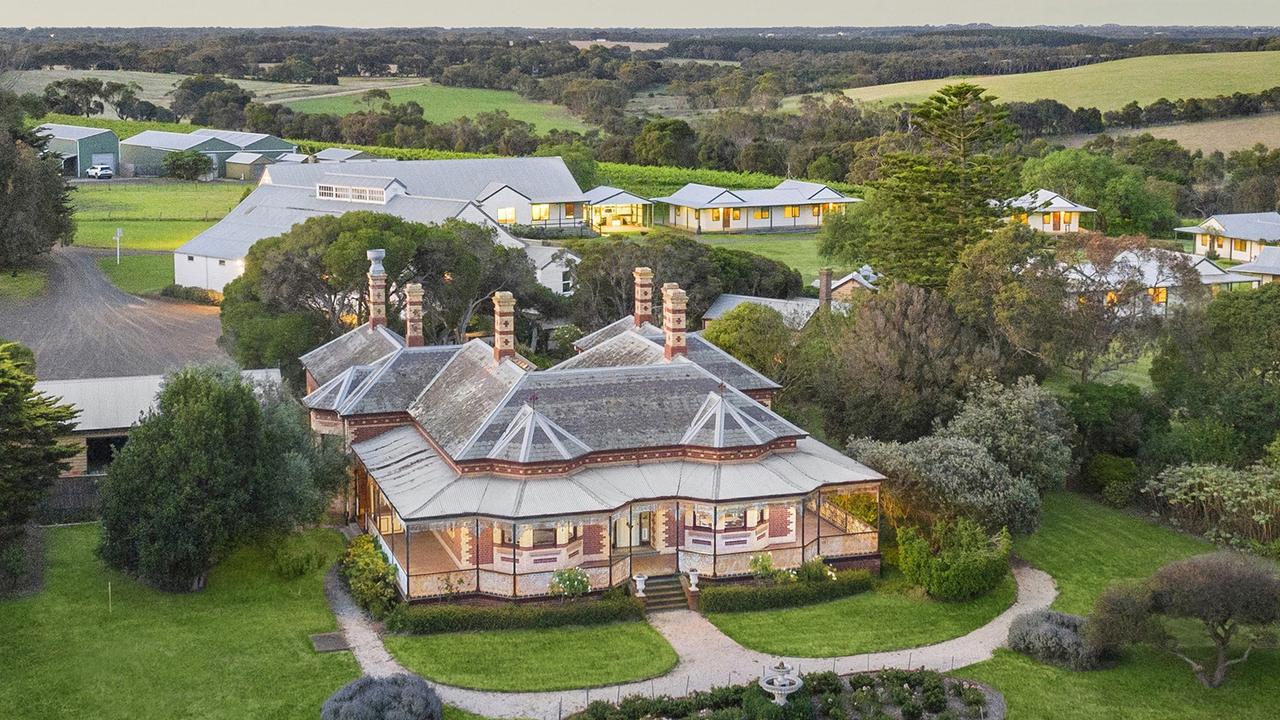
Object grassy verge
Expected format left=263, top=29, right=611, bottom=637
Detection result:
left=706, top=571, right=1016, bottom=658
left=0, top=267, right=49, bottom=299
left=702, top=232, right=845, bottom=283
left=73, top=180, right=247, bottom=221
left=385, top=621, right=678, bottom=692
left=98, top=255, right=174, bottom=295
left=953, top=492, right=1277, bottom=720
left=0, top=524, right=360, bottom=720
left=77, top=219, right=216, bottom=252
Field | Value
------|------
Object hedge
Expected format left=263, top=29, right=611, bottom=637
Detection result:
left=385, top=595, right=644, bottom=634
left=699, top=570, right=872, bottom=613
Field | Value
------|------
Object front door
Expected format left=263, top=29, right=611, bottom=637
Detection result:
left=722, top=209, right=731, bottom=230
left=1052, top=211, right=1062, bottom=231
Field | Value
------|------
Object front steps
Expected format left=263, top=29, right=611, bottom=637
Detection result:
left=640, top=575, right=687, bottom=612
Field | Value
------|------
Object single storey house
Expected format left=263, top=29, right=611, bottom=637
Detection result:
left=653, top=180, right=859, bottom=234
left=583, top=185, right=652, bottom=232
left=314, top=147, right=380, bottom=162
left=173, top=157, right=585, bottom=296
left=224, top=152, right=276, bottom=182
left=1177, top=212, right=1280, bottom=262
left=190, top=128, right=297, bottom=160
left=1231, top=246, right=1280, bottom=285
left=36, top=123, right=119, bottom=177
left=702, top=294, right=822, bottom=331
left=812, top=266, right=878, bottom=302
left=1003, top=189, right=1095, bottom=234
left=300, top=258, right=882, bottom=601
left=119, top=130, right=239, bottom=178
left=1070, top=249, right=1253, bottom=310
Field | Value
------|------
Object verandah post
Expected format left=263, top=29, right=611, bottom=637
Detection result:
left=474, top=518, right=480, bottom=592
left=404, top=521, right=412, bottom=601
left=712, top=505, right=718, bottom=577
left=511, top=521, right=517, bottom=598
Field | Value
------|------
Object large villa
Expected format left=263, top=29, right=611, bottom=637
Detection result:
left=300, top=254, right=883, bottom=600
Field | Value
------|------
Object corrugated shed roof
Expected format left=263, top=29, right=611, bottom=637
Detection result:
left=191, top=128, right=292, bottom=149
left=226, top=152, right=269, bottom=165
left=354, top=427, right=882, bottom=521
left=120, top=130, right=236, bottom=152
left=703, top=293, right=821, bottom=330
left=583, top=186, right=652, bottom=205
left=1232, top=246, right=1280, bottom=276
left=1006, top=189, right=1096, bottom=213
left=35, top=369, right=280, bottom=433
left=36, top=123, right=114, bottom=141
left=299, top=324, right=404, bottom=387
left=1175, top=212, right=1280, bottom=242
left=314, top=147, right=372, bottom=161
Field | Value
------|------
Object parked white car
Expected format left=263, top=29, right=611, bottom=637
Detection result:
left=86, top=164, right=114, bottom=179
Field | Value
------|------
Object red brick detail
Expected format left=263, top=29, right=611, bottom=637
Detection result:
left=477, top=526, right=494, bottom=565
left=662, top=508, right=678, bottom=548
left=583, top=524, right=605, bottom=556
left=768, top=503, right=792, bottom=538
left=305, top=371, right=318, bottom=394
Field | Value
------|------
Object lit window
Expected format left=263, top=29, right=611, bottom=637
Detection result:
left=753, top=208, right=770, bottom=220
left=1200, top=235, right=1209, bottom=247
left=1216, top=237, right=1224, bottom=248
left=1105, top=291, right=1118, bottom=306
left=1234, top=239, right=1247, bottom=252
left=812, top=205, right=822, bottom=217
left=531, top=204, right=550, bottom=221
left=784, top=205, right=800, bottom=218
left=711, top=208, right=722, bottom=222
left=731, top=208, right=741, bottom=220
left=1148, top=287, right=1168, bottom=304
left=497, top=207, right=516, bottom=224
left=564, top=203, right=576, bottom=218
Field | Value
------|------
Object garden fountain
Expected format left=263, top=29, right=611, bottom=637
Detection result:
left=759, top=660, right=803, bottom=706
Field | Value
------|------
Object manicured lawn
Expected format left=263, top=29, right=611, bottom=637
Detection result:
left=285, top=81, right=591, bottom=132
left=77, top=219, right=217, bottom=252
left=0, top=524, right=360, bottom=720
left=98, top=254, right=174, bottom=295
left=0, top=267, right=49, bottom=299
left=702, top=232, right=848, bottom=283
left=954, top=492, right=1276, bottom=719
left=385, top=621, right=678, bottom=692
left=1016, top=492, right=1211, bottom=616
left=73, top=181, right=247, bottom=221
left=788, top=51, right=1280, bottom=111
left=706, top=572, right=1016, bottom=658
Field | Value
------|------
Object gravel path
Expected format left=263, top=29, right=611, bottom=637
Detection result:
left=324, top=566, right=408, bottom=678
left=0, top=246, right=225, bottom=379
left=326, top=562, right=1056, bottom=719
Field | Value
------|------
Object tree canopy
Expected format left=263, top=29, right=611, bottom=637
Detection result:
left=0, top=91, right=76, bottom=271
left=701, top=303, right=793, bottom=379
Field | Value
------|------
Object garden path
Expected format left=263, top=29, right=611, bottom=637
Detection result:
left=328, top=561, right=1056, bottom=719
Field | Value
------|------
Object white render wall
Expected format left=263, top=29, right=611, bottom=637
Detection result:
left=664, top=204, right=832, bottom=233
left=174, top=252, right=244, bottom=292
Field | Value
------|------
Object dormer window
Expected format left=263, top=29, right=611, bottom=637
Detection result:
left=316, top=184, right=388, bottom=204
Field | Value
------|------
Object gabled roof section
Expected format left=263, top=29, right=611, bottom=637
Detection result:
left=485, top=403, right=594, bottom=463
left=1006, top=189, right=1096, bottom=214
left=583, top=185, right=652, bottom=206
left=314, top=147, right=373, bottom=161
left=303, top=363, right=382, bottom=412
left=120, top=130, right=236, bottom=152
left=554, top=329, right=665, bottom=370
left=573, top=316, right=663, bottom=352
left=336, top=345, right=465, bottom=416
left=1232, top=246, right=1280, bottom=277
left=680, top=390, right=777, bottom=448
left=191, top=128, right=292, bottom=150
left=36, top=123, right=115, bottom=141
left=299, top=323, right=404, bottom=388
left=226, top=152, right=270, bottom=165
left=408, top=340, right=530, bottom=458
left=703, top=293, right=822, bottom=331
left=653, top=180, right=858, bottom=209
left=1175, top=212, right=1280, bottom=242
left=775, top=179, right=846, bottom=201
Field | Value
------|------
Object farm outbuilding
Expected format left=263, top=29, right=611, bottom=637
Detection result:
left=314, top=147, right=379, bottom=162
left=36, top=123, right=119, bottom=177
left=224, top=152, right=275, bottom=181
left=118, top=130, right=239, bottom=178
left=190, top=129, right=297, bottom=161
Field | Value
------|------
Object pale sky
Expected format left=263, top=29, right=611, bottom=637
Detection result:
left=5, top=1, right=1280, bottom=30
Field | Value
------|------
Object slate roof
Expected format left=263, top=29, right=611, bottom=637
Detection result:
left=1006, top=189, right=1096, bottom=213
left=653, top=180, right=858, bottom=209
left=263, top=157, right=588, bottom=203
left=1232, top=246, right=1280, bottom=277
left=703, top=293, right=821, bottom=330
left=36, top=123, right=114, bottom=141
left=299, top=324, right=405, bottom=388
left=1175, top=212, right=1280, bottom=242
left=407, top=340, right=530, bottom=458
left=564, top=322, right=779, bottom=392
left=354, top=427, right=882, bottom=521
left=303, top=345, right=464, bottom=415
left=573, top=317, right=663, bottom=352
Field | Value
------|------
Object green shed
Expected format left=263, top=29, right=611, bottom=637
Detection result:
left=36, top=123, right=120, bottom=178
left=190, top=129, right=297, bottom=160
left=119, top=130, right=240, bottom=178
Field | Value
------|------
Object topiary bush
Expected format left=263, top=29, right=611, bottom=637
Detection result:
left=897, top=518, right=1011, bottom=601
left=341, top=534, right=399, bottom=619
left=321, top=674, right=442, bottom=720
left=1008, top=609, right=1106, bottom=670
left=1083, top=452, right=1141, bottom=508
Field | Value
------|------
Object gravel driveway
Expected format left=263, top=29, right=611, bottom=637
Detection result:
left=0, top=247, right=227, bottom=380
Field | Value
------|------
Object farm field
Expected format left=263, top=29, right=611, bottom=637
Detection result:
left=2, top=69, right=417, bottom=117
left=782, top=51, right=1280, bottom=111
left=283, top=81, right=591, bottom=131
left=954, top=493, right=1277, bottom=720
left=1063, top=112, right=1280, bottom=153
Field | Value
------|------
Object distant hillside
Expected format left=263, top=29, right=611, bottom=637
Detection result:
left=782, top=51, right=1280, bottom=111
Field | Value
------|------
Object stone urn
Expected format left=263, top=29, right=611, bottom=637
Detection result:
left=632, top=574, right=648, bottom=597
left=687, top=568, right=700, bottom=592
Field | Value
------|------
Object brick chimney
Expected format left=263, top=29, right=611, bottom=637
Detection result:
left=404, top=282, right=424, bottom=347
left=662, top=282, right=688, bottom=360
left=818, top=266, right=833, bottom=310
left=367, top=249, right=387, bottom=327
left=633, top=266, right=654, bottom=326
left=492, top=291, right=516, bottom=362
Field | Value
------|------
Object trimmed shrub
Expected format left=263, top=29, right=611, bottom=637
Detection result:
left=159, top=284, right=222, bottom=305
left=321, top=674, right=442, bottom=720
left=699, top=570, right=871, bottom=613
left=341, top=535, right=398, bottom=619
left=1084, top=453, right=1141, bottom=508
left=898, top=519, right=1011, bottom=601
left=385, top=595, right=644, bottom=634
left=549, top=567, right=591, bottom=599
left=1008, top=609, right=1105, bottom=670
